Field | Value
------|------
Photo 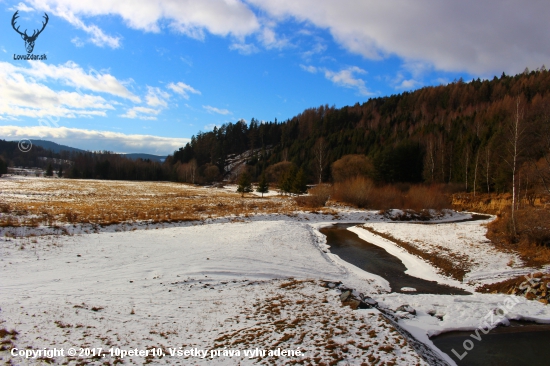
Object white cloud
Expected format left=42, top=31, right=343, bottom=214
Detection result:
left=258, top=25, right=288, bottom=50
left=203, top=123, right=221, bottom=131
left=0, top=61, right=156, bottom=120
left=394, top=78, right=421, bottom=90
left=248, top=0, right=550, bottom=75
left=145, top=86, right=170, bottom=108
left=0, top=63, right=115, bottom=119
left=401, top=61, right=433, bottom=79
left=391, top=65, right=426, bottom=91
left=301, top=64, right=371, bottom=95
left=322, top=66, right=371, bottom=96
left=1, top=61, right=140, bottom=102
left=229, top=43, right=259, bottom=55
left=180, top=57, right=193, bottom=67
left=0, top=125, right=190, bottom=155
left=51, top=8, right=121, bottom=48
left=203, top=105, right=231, bottom=115
left=302, top=41, right=327, bottom=59
left=120, top=106, right=161, bottom=120
left=300, top=64, right=318, bottom=73
left=71, top=37, right=85, bottom=47
left=29, top=0, right=260, bottom=42
left=167, top=82, right=201, bottom=100
left=24, top=0, right=550, bottom=75
left=12, top=2, right=35, bottom=12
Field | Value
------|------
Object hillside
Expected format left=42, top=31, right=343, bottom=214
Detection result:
left=168, top=69, right=550, bottom=194
left=30, top=140, right=85, bottom=154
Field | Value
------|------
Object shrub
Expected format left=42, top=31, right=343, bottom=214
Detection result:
left=406, top=185, right=451, bottom=211
left=331, top=155, right=374, bottom=182
left=487, top=208, right=550, bottom=267
left=294, top=184, right=331, bottom=208
left=266, top=161, right=295, bottom=183
left=332, top=180, right=451, bottom=211
left=332, top=177, right=374, bottom=208
left=203, top=164, right=219, bottom=184
left=368, top=185, right=404, bottom=210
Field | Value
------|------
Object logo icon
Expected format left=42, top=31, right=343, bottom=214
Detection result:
left=11, top=10, right=49, bottom=54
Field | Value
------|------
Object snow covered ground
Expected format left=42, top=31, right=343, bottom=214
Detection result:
left=356, top=217, right=540, bottom=286
left=2, top=177, right=550, bottom=365
left=221, top=184, right=280, bottom=197
left=1, top=219, right=426, bottom=365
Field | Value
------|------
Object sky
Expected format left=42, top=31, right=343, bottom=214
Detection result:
left=1, top=0, right=549, bottom=156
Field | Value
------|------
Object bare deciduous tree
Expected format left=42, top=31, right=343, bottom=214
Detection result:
left=313, top=137, right=328, bottom=184
left=190, top=159, right=197, bottom=184
left=473, top=150, right=479, bottom=197
left=464, top=145, right=470, bottom=191
left=504, top=97, right=527, bottom=234
left=424, top=135, right=436, bottom=182
left=484, top=145, right=491, bottom=193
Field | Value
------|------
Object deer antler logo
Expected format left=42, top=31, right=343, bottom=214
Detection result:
left=12, top=11, right=49, bottom=54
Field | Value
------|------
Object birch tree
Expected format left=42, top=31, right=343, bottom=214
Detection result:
left=313, top=137, right=327, bottom=184
left=505, top=97, right=526, bottom=234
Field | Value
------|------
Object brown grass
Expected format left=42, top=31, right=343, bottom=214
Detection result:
left=361, top=225, right=470, bottom=281
left=209, top=279, right=412, bottom=365
left=486, top=208, right=550, bottom=267
left=0, top=178, right=304, bottom=227
left=476, top=275, right=533, bottom=294
left=454, top=192, right=550, bottom=267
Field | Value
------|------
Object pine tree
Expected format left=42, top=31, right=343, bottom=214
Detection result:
left=292, top=168, right=308, bottom=195
left=0, top=157, right=7, bottom=177
left=57, top=166, right=63, bottom=178
left=70, top=166, right=79, bottom=178
left=237, top=172, right=252, bottom=197
left=45, top=163, right=53, bottom=177
left=256, top=172, right=269, bottom=197
left=278, top=167, right=295, bottom=195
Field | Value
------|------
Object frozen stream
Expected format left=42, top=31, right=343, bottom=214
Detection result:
left=320, top=223, right=470, bottom=295
left=320, top=222, right=550, bottom=366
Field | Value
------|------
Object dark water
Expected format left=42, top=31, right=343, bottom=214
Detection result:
left=320, top=223, right=470, bottom=295
left=319, top=222, right=550, bottom=365
left=431, top=321, right=550, bottom=366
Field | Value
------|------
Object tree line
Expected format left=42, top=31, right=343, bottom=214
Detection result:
left=3, top=67, right=550, bottom=198
left=0, top=140, right=169, bottom=181
left=168, top=67, right=550, bottom=196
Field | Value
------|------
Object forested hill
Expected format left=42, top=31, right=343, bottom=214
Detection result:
left=167, top=68, right=550, bottom=193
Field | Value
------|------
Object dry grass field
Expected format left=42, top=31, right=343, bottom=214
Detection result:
left=0, top=177, right=325, bottom=228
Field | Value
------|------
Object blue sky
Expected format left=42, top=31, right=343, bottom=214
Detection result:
left=1, top=0, right=549, bottom=155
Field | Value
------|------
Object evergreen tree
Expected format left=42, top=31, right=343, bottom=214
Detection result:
left=292, top=168, right=308, bottom=195
left=236, top=172, right=252, bottom=197
left=0, top=157, right=7, bottom=177
left=57, top=166, right=63, bottom=178
left=70, top=165, right=79, bottom=178
left=278, top=166, right=296, bottom=195
left=45, top=163, right=53, bottom=177
left=256, top=172, right=269, bottom=197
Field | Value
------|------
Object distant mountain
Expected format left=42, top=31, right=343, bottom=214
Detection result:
left=30, top=140, right=166, bottom=162
left=124, top=153, right=166, bottom=163
left=30, top=140, right=85, bottom=154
